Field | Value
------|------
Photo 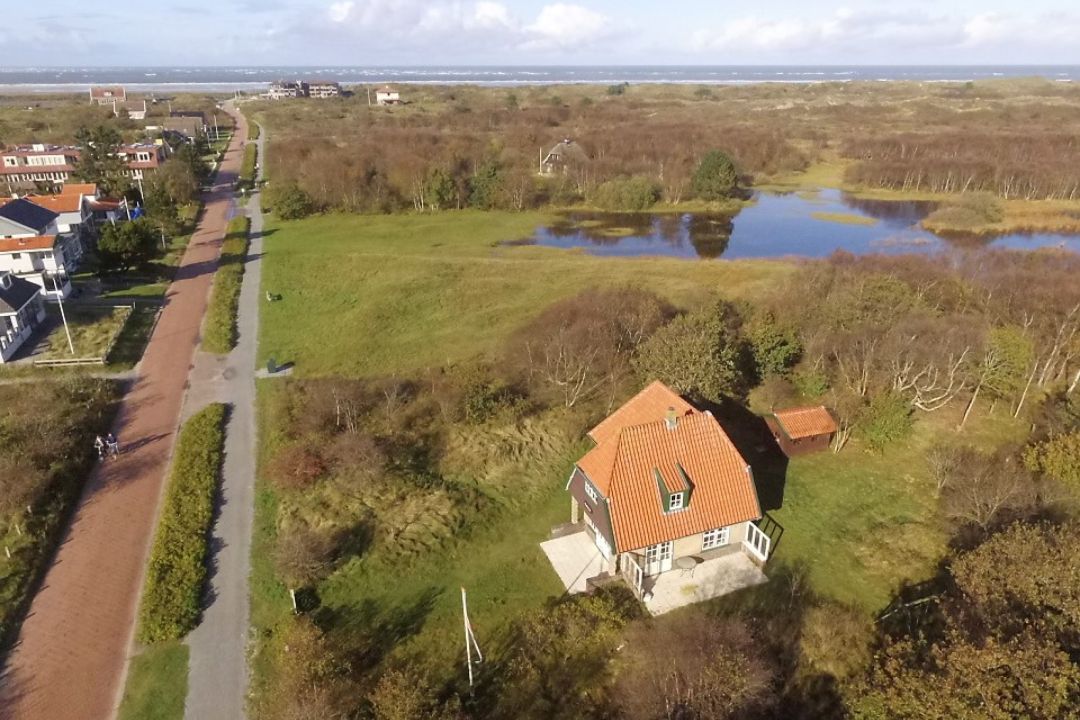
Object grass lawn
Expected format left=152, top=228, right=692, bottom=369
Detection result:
left=36, top=305, right=132, bottom=360
left=765, top=399, right=1029, bottom=610
left=257, top=210, right=792, bottom=377
left=116, top=642, right=189, bottom=720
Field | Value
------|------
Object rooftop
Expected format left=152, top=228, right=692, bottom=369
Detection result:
left=0, top=272, right=40, bottom=314
left=0, top=199, right=59, bottom=233
left=771, top=406, right=838, bottom=440
left=0, top=235, right=58, bottom=254
left=25, top=194, right=84, bottom=214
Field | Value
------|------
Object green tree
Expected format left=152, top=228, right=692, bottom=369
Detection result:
left=691, top=149, right=739, bottom=200
left=97, top=218, right=158, bottom=272
left=984, top=325, right=1034, bottom=404
left=589, top=175, right=660, bottom=211
left=748, top=311, right=802, bottom=377
left=424, top=167, right=457, bottom=211
left=266, top=181, right=315, bottom=220
left=633, top=301, right=751, bottom=402
left=857, top=392, right=913, bottom=452
left=468, top=159, right=503, bottom=210
left=1023, top=431, right=1080, bottom=493
left=73, top=124, right=130, bottom=196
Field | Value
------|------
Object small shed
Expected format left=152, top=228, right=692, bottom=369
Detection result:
left=766, top=406, right=837, bottom=456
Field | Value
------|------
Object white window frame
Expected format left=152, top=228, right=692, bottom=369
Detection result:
left=702, top=526, right=730, bottom=551
left=583, top=480, right=598, bottom=504
left=669, top=492, right=684, bottom=511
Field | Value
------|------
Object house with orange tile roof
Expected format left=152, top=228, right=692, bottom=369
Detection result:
left=543, top=380, right=772, bottom=614
left=766, top=406, right=838, bottom=456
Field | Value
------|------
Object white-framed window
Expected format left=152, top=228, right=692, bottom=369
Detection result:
left=669, top=492, right=684, bottom=511
left=3, top=157, right=17, bottom=167
left=702, top=526, right=730, bottom=551
left=583, top=479, right=598, bottom=504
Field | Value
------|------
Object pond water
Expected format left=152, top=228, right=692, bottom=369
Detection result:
left=519, top=189, right=1080, bottom=259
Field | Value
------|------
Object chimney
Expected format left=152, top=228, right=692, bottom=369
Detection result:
left=664, top=407, right=678, bottom=431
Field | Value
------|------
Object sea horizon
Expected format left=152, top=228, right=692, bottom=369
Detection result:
left=0, top=64, right=1077, bottom=94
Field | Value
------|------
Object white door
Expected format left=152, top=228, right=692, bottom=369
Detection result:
left=644, top=541, right=673, bottom=575
left=584, top=515, right=612, bottom=559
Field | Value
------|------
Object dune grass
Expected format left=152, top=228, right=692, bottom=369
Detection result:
left=202, top=216, right=250, bottom=354
left=37, top=305, right=132, bottom=360
left=257, top=210, right=792, bottom=377
left=116, top=642, right=189, bottom=720
left=810, top=211, right=878, bottom=227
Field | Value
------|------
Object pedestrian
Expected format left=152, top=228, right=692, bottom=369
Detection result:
left=93, top=435, right=106, bottom=460
left=106, top=432, right=120, bottom=457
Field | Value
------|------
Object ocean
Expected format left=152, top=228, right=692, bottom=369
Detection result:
left=0, top=65, right=1077, bottom=94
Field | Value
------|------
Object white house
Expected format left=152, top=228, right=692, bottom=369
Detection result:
left=113, top=99, right=148, bottom=120
left=90, top=86, right=127, bottom=105
left=0, top=271, right=46, bottom=363
left=24, top=193, right=91, bottom=263
left=0, top=199, right=73, bottom=298
left=374, top=85, right=401, bottom=106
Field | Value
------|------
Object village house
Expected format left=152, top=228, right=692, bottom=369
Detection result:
left=0, top=199, right=75, bottom=298
left=267, top=80, right=308, bottom=99
left=0, top=271, right=46, bottom=363
left=0, top=143, right=165, bottom=188
left=541, top=381, right=771, bottom=615
left=113, top=99, right=148, bottom=120
left=308, top=81, right=341, bottom=98
left=161, top=114, right=205, bottom=140
left=540, top=138, right=588, bottom=175
left=374, top=85, right=401, bottom=106
left=24, top=192, right=93, bottom=257
left=89, top=86, right=126, bottom=105
left=765, top=406, right=838, bottom=456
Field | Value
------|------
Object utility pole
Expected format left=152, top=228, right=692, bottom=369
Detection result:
left=51, top=273, right=75, bottom=355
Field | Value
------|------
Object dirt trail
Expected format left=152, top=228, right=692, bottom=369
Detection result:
left=0, top=110, right=247, bottom=720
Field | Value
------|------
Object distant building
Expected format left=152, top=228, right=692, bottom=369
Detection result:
left=0, top=143, right=165, bottom=188
left=0, top=271, right=47, bottom=363
left=540, top=138, right=588, bottom=175
left=162, top=116, right=205, bottom=139
left=308, top=81, right=341, bottom=98
left=90, top=86, right=127, bottom=105
left=374, top=85, right=401, bottom=106
left=267, top=80, right=308, bottom=99
left=113, top=99, right=148, bottom=121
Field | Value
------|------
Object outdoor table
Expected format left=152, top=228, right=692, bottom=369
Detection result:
left=675, top=556, right=699, bottom=577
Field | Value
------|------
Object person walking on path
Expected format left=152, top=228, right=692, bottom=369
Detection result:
left=93, top=435, right=106, bottom=460
left=106, top=432, right=120, bottom=457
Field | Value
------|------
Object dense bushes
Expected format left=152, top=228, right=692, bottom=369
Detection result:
left=238, top=142, right=257, bottom=189
left=202, top=216, right=250, bottom=354
left=0, top=380, right=118, bottom=645
left=692, top=149, right=740, bottom=200
left=588, top=175, right=660, bottom=211
left=264, top=181, right=315, bottom=220
left=247, top=121, right=260, bottom=141
left=137, top=403, right=227, bottom=643
left=923, top=191, right=1005, bottom=230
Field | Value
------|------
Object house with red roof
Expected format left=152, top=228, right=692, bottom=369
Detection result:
left=542, top=380, right=772, bottom=614
left=766, top=406, right=838, bottom=456
left=0, top=199, right=75, bottom=298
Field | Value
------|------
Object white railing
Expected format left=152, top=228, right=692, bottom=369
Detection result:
left=744, top=523, right=771, bottom=562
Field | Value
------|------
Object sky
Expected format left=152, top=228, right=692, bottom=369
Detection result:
left=16, top=0, right=1080, bottom=66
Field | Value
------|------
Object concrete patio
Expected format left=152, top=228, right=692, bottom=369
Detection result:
left=540, top=530, right=608, bottom=594
left=644, top=552, right=767, bottom=615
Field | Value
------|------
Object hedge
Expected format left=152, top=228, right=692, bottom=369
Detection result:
left=238, top=143, right=257, bottom=189
left=202, top=216, right=251, bottom=354
left=247, top=121, right=260, bottom=142
left=137, top=403, right=227, bottom=643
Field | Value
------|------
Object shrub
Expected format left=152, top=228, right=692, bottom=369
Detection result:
left=858, top=392, right=913, bottom=452
left=238, top=142, right=257, bottom=188
left=792, top=366, right=830, bottom=398
left=606, top=83, right=627, bottom=96
left=247, top=121, right=260, bottom=141
left=589, top=176, right=660, bottom=211
left=202, top=216, right=250, bottom=354
left=748, top=311, right=802, bottom=377
left=273, top=523, right=345, bottom=588
left=923, top=192, right=1005, bottom=230
left=265, top=181, right=315, bottom=220
left=269, top=444, right=328, bottom=490
left=692, top=149, right=739, bottom=200
left=137, top=403, right=227, bottom=643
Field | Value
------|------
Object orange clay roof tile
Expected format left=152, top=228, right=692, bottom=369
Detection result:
left=772, top=406, right=838, bottom=440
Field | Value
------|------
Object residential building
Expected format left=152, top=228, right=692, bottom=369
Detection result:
left=113, top=99, right=148, bottom=120
left=309, top=81, right=341, bottom=98
left=24, top=193, right=92, bottom=260
left=541, top=138, right=588, bottom=175
left=90, top=86, right=127, bottom=105
left=161, top=115, right=205, bottom=139
left=0, top=271, right=46, bottom=363
left=0, top=143, right=165, bottom=188
left=267, top=80, right=308, bottom=99
left=374, top=85, right=401, bottom=105
left=765, top=406, right=838, bottom=456
left=0, top=199, right=74, bottom=298
left=542, top=381, right=772, bottom=615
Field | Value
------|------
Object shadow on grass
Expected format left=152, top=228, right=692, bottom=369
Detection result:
left=701, top=397, right=790, bottom=512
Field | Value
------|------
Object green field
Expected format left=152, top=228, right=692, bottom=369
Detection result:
left=257, top=210, right=789, bottom=376
left=116, top=642, right=188, bottom=720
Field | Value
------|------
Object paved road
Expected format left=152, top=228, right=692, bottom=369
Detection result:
left=0, top=111, right=248, bottom=720
left=182, top=119, right=265, bottom=720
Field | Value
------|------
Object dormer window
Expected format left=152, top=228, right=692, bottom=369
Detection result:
left=669, top=492, right=684, bottom=511
left=654, top=467, right=692, bottom=513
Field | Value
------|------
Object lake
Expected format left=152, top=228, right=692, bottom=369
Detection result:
left=519, top=189, right=1080, bottom=259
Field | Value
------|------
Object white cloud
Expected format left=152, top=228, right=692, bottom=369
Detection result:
left=524, top=3, right=612, bottom=49
left=318, top=0, right=613, bottom=55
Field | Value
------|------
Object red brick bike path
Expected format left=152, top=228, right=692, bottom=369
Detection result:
left=0, top=110, right=248, bottom=720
